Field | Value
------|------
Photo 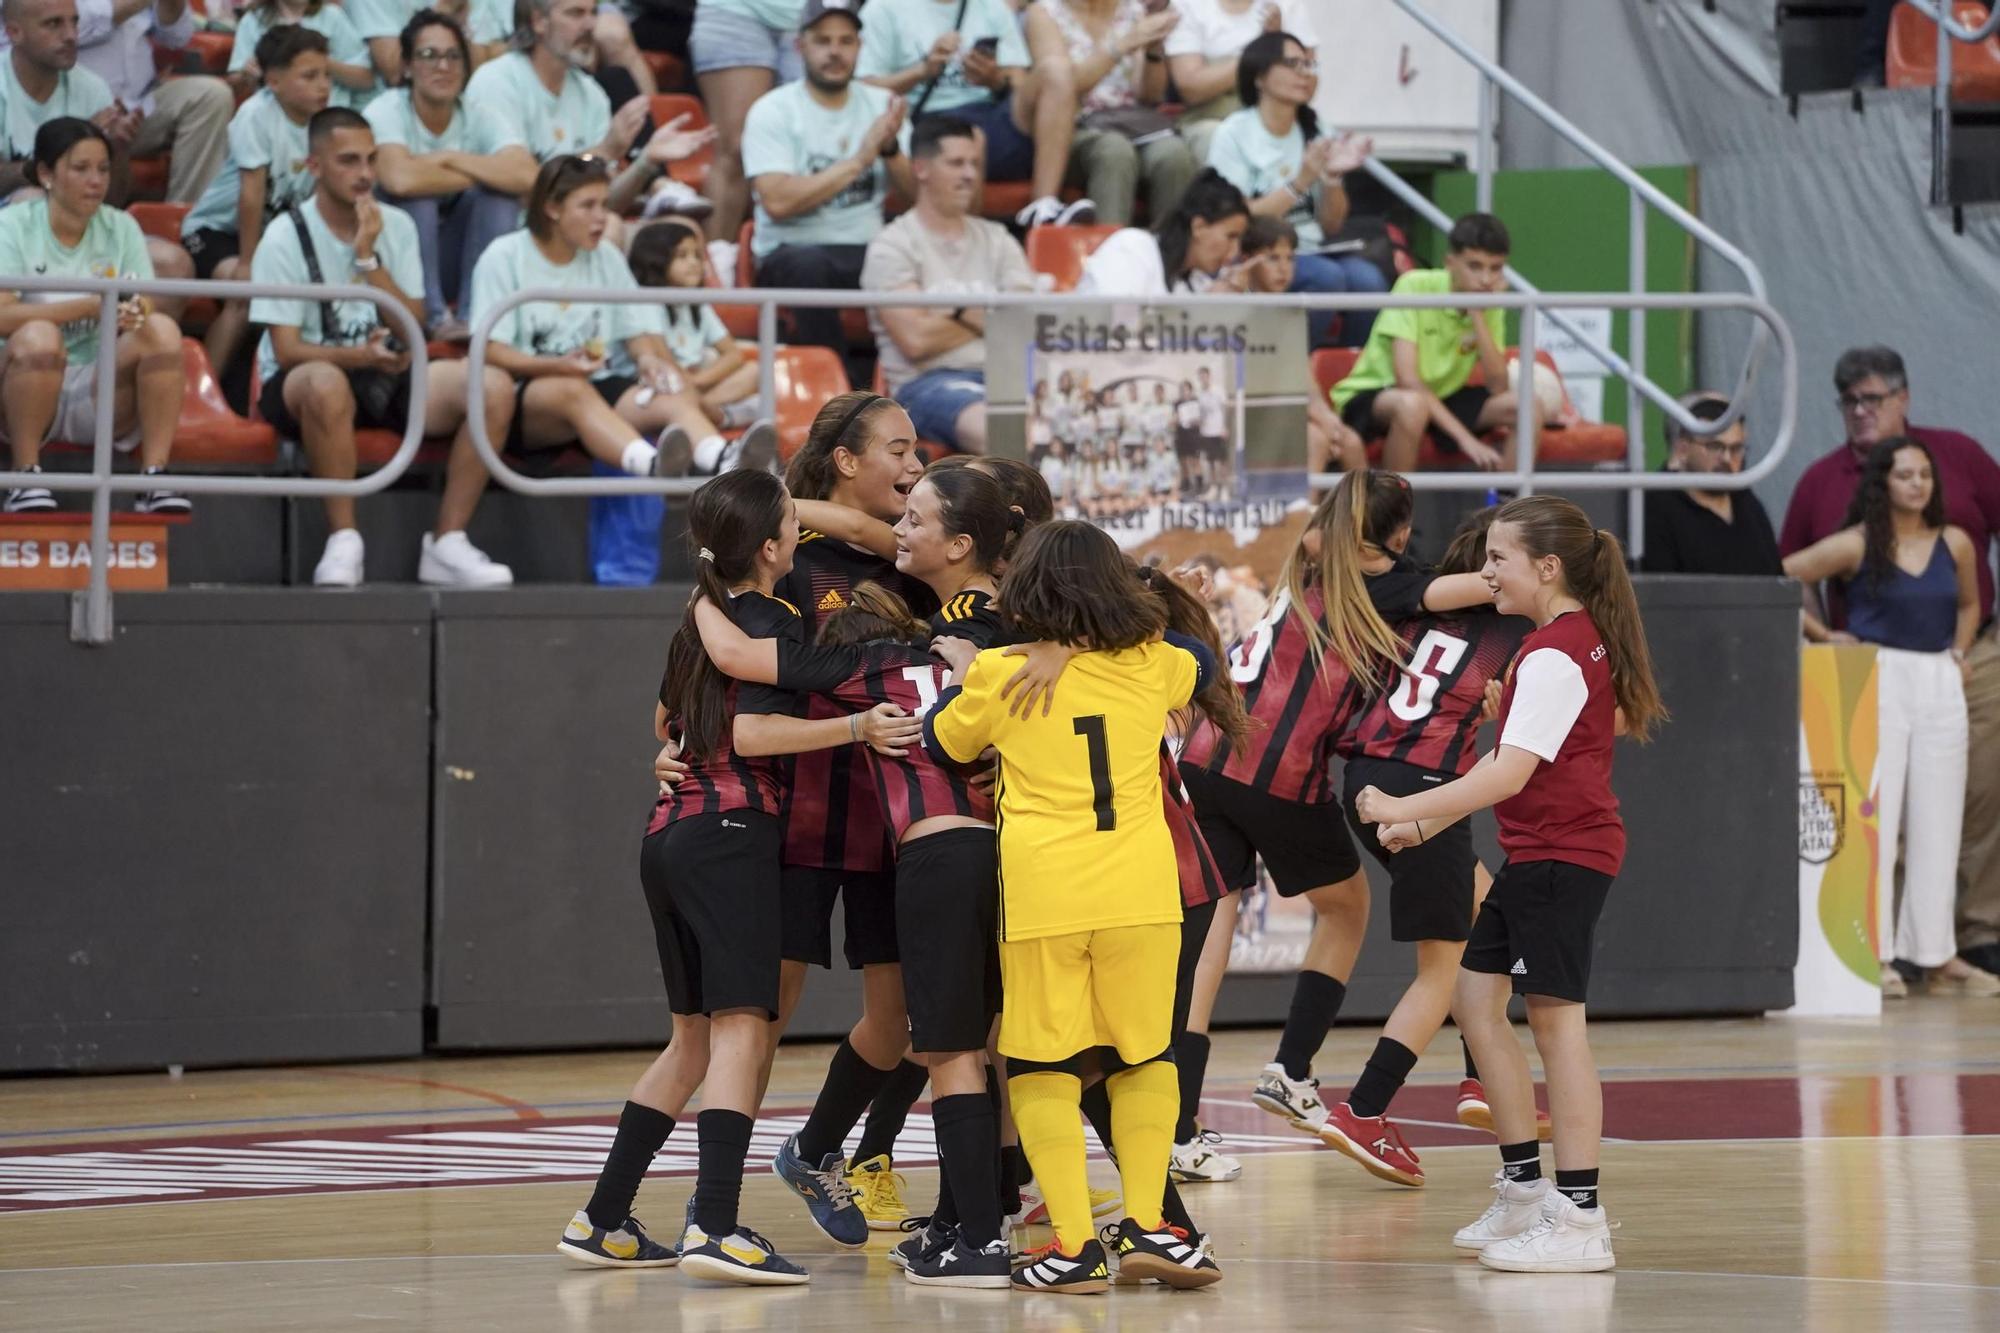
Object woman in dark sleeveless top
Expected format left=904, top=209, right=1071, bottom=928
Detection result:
left=1785, top=437, right=1989, bottom=996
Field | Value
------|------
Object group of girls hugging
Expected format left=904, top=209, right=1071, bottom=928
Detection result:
left=556, top=388, right=1666, bottom=1290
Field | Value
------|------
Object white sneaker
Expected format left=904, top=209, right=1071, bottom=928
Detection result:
left=313, top=528, right=365, bottom=587
left=1454, top=1172, right=1551, bottom=1250
left=707, top=238, right=739, bottom=285
left=1477, top=1189, right=1614, bottom=1273
left=1169, top=1129, right=1242, bottom=1184
left=1014, top=195, right=1097, bottom=228
left=1251, top=1062, right=1328, bottom=1131
left=419, top=530, right=514, bottom=587
left=642, top=178, right=715, bottom=220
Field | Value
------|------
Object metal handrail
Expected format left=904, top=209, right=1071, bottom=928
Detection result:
left=1909, top=0, right=2000, bottom=206
left=1907, top=0, right=2000, bottom=40
left=0, top=273, right=428, bottom=645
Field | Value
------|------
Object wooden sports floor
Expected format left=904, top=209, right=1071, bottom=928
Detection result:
left=4, top=1003, right=1998, bottom=1331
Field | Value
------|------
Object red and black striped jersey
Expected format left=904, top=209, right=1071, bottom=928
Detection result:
left=774, top=530, right=939, bottom=872
left=648, top=591, right=801, bottom=834
left=932, top=587, right=1013, bottom=649
left=1180, top=584, right=1371, bottom=804
left=1161, top=745, right=1227, bottom=909
left=775, top=638, right=992, bottom=841
left=1344, top=606, right=1529, bottom=775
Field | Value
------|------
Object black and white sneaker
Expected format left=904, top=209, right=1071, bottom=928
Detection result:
left=905, top=1232, right=1011, bottom=1289
left=678, top=1220, right=809, bottom=1286
left=1108, top=1216, right=1222, bottom=1289
left=133, top=467, right=190, bottom=515
left=889, top=1214, right=952, bottom=1271
left=554, top=1209, right=680, bottom=1268
left=1009, top=1238, right=1110, bottom=1295
left=4, top=466, right=55, bottom=513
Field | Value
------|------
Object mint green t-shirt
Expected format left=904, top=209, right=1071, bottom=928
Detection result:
left=468, top=229, right=668, bottom=383
left=1206, top=108, right=1323, bottom=248
left=0, top=200, right=153, bottom=366
left=364, top=88, right=484, bottom=157
left=466, top=0, right=515, bottom=44
left=182, top=89, right=317, bottom=239
left=700, top=0, right=803, bottom=34
left=661, top=303, right=729, bottom=370
left=464, top=51, right=610, bottom=162
left=247, top=195, right=425, bottom=383
left=229, top=5, right=378, bottom=108
left=742, top=79, right=892, bottom=259
left=854, top=0, right=1029, bottom=114
left=344, top=0, right=421, bottom=39
left=0, top=63, right=114, bottom=160
left=1331, top=268, right=1506, bottom=410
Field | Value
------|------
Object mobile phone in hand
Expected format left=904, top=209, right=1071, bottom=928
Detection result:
left=972, top=36, right=999, bottom=57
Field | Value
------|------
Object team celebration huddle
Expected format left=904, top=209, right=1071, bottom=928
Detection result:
left=555, top=386, right=1662, bottom=1293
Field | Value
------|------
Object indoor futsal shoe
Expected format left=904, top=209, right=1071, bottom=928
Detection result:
left=554, top=1210, right=680, bottom=1268
left=1170, top=1128, right=1243, bottom=1183
left=889, top=1215, right=953, bottom=1271
left=905, top=1231, right=1013, bottom=1288
left=1010, top=1238, right=1111, bottom=1295
left=771, top=1132, right=868, bottom=1247
left=1108, top=1217, right=1223, bottom=1289
left=1017, top=1184, right=1122, bottom=1226
left=1455, top=1079, right=1555, bottom=1141
left=1477, top=1191, right=1615, bottom=1273
left=678, top=1221, right=810, bottom=1285
left=848, top=1154, right=910, bottom=1230
left=1252, top=1062, right=1329, bottom=1131
left=1454, top=1173, right=1552, bottom=1251
left=1320, top=1102, right=1424, bottom=1187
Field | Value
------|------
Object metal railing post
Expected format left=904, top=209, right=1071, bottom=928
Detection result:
left=74, top=290, right=121, bottom=646
left=1906, top=0, right=2000, bottom=41
left=1474, top=73, right=1495, bottom=214
left=1626, top=188, right=1648, bottom=558
left=1515, top=302, right=1539, bottom=497
left=757, top=300, right=778, bottom=424
left=1935, top=8, right=1955, bottom=206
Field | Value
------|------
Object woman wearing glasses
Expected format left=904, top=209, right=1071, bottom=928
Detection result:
left=1204, top=31, right=1384, bottom=347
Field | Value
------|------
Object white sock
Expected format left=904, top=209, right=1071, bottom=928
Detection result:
left=621, top=439, right=657, bottom=476
left=693, top=433, right=727, bottom=472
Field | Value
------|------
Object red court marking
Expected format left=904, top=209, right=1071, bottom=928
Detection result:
left=300, top=1068, right=545, bottom=1122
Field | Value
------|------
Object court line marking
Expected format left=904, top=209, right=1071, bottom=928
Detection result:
left=0, top=1099, right=625, bottom=1143
left=1, top=1251, right=1994, bottom=1294
left=297, top=1069, right=544, bottom=1122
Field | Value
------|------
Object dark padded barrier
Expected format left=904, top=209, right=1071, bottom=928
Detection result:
left=0, top=589, right=434, bottom=1072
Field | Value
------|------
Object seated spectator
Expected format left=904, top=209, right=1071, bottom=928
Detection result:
left=0, top=0, right=116, bottom=197
left=856, top=0, right=1090, bottom=229
left=1166, top=0, right=1317, bottom=163
left=76, top=0, right=233, bottom=208
left=249, top=107, right=516, bottom=587
left=1209, top=31, right=1382, bottom=347
left=466, top=155, right=735, bottom=533
left=182, top=26, right=332, bottom=374
left=1640, top=392, right=1781, bottom=576
left=1235, top=215, right=1363, bottom=471
left=345, top=0, right=550, bottom=90
left=1075, top=166, right=1247, bottom=294
left=464, top=0, right=514, bottom=66
left=1025, top=0, right=1193, bottom=227
left=744, top=0, right=911, bottom=370
left=624, top=218, right=774, bottom=474
left=862, top=115, right=1033, bottom=455
left=690, top=0, right=803, bottom=255
left=0, top=118, right=187, bottom=515
left=228, top=0, right=378, bottom=109
left=1330, top=211, right=1534, bottom=473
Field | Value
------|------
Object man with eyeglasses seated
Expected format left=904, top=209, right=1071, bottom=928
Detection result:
left=1638, top=391, right=1779, bottom=576
left=1779, top=342, right=2000, bottom=981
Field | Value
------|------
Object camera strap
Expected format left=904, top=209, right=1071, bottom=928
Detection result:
left=909, top=0, right=972, bottom=120
left=288, top=200, right=378, bottom=349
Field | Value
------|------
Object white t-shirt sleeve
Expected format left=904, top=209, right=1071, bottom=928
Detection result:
left=1499, top=647, right=1590, bottom=763
left=1075, top=228, right=1166, bottom=296
left=1163, top=0, right=1211, bottom=58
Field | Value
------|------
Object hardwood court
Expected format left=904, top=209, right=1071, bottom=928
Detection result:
left=3, top=1004, right=1998, bottom=1331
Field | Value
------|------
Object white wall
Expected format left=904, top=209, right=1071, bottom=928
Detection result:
left=1303, top=0, right=1499, bottom=160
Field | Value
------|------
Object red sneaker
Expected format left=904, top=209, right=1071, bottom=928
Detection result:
left=1319, top=1102, right=1424, bottom=1187
left=1455, top=1078, right=1554, bottom=1142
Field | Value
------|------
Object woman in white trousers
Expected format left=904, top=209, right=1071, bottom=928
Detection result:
left=1785, top=436, right=1992, bottom=996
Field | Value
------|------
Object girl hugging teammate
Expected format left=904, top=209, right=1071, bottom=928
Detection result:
left=1356, top=496, right=1666, bottom=1274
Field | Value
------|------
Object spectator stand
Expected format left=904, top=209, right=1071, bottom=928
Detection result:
left=1887, top=1, right=2000, bottom=207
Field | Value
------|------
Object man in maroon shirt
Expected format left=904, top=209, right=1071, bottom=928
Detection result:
left=1778, top=345, right=2000, bottom=974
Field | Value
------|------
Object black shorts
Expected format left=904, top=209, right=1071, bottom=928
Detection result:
left=1461, top=859, right=1614, bottom=1003
left=183, top=226, right=239, bottom=279
left=1340, top=384, right=1494, bottom=453
left=641, top=810, right=783, bottom=1017
left=1172, top=897, right=1218, bottom=1036
left=506, top=375, right=636, bottom=454
left=1201, top=433, right=1229, bottom=464
left=1177, top=762, right=1359, bottom=897
left=1342, top=754, right=1476, bottom=942
left=781, top=864, right=900, bottom=969
left=895, top=827, right=1001, bottom=1053
left=258, top=366, right=413, bottom=439
left=1174, top=426, right=1203, bottom=461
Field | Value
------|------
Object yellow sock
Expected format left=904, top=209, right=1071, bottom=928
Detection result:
left=1107, top=1059, right=1178, bottom=1232
left=1008, top=1070, right=1092, bottom=1254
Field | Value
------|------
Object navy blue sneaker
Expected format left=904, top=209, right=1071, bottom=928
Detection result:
left=770, top=1132, right=867, bottom=1247
left=678, top=1221, right=809, bottom=1286
left=889, top=1215, right=952, bottom=1271
left=554, top=1210, right=679, bottom=1268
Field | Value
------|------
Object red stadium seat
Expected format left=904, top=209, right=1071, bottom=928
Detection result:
left=770, top=344, right=851, bottom=461
left=1025, top=224, right=1121, bottom=293
left=128, top=155, right=170, bottom=200
left=642, top=49, right=686, bottom=93
left=1887, top=2, right=2000, bottom=97
left=129, top=201, right=190, bottom=244
left=647, top=94, right=712, bottom=189
left=170, top=339, right=279, bottom=467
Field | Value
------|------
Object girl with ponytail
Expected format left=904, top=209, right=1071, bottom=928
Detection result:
left=1355, top=495, right=1665, bottom=1276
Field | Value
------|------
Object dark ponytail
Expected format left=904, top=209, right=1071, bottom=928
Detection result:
left=659, top=470, right=792, bottom=761
left=1437, top=504, right=1499, bottom=577
left=1357, top=468, right=1414, bottom=554
left=1139, top=563, right=1255, bottom=749
left=923, top=461, right=1026, bottom=573
left=785, top=391, right=900, bottom=502
left=1155, top=169, right=1250, bottom=284
left=1237, top=31, right=1321, bottom=141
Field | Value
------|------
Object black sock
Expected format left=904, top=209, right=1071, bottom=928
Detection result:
left=1161, top=1178, right=1196, bottom=1233
left=933, top=1170, right=958, bottom=1227
left=1000, top=1143, right=1030, bottom=1215
left=932, top=1092, right=1002, bottom=1246
left=1275, top=971, right=1346, bottom=1081
left=692, top=1108, right=754, bottom=1236
left=1079, top=1079, right=1114, bottom=1152
left=1555, top=1167, right=1599, bottom=1210
left=1462, top=1035, right=1480, bottom=1081
left=797, top=1039, right=896, bottom=1164
left=584, top=1101, right=675, bottom=1231
left=850, top=1058, right=928, bottom=1166
left=1499, top=1140, right=1541, bottom=1184
left=1346, top=1037, right=1418, bottom=1119
left=1173, top=1031, right=1211, bottom=1143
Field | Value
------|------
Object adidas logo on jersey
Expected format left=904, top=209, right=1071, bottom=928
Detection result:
left=1510, top=958, right=1528, bottom=976
left=816, top=588, right=848, bottom=612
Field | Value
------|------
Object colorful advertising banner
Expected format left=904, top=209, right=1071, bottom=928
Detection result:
left=1792, top=644, right=1883, bottom=1016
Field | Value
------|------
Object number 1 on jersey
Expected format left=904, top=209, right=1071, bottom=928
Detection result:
left=1073, top=714, right=1115, bottom=831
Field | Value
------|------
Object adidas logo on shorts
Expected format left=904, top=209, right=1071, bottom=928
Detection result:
left=1510, top=958, right=1528, bottom=976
